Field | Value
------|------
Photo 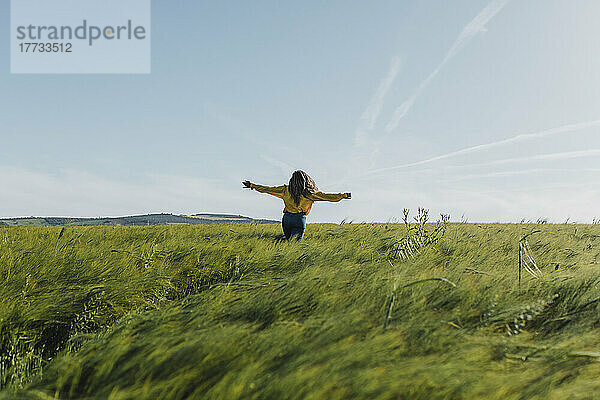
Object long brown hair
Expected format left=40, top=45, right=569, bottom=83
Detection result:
left=288, top=170, right=318, bottom=205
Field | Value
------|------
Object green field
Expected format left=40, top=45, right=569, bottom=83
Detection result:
left=0, top=213, right=277, bottom=227
left=2, top=219, right=600, bottom=399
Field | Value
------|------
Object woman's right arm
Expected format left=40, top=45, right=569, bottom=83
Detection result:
left=243, top=181, right=285, bottom=199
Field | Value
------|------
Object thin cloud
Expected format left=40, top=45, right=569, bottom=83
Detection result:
left=473, top=149, right=600, bottom=166
left=259, top=154, right=295, bottom=177
left=444, top=167, right=600, bottom=182
left=385, top=0, right=510, bottom=132
left=0, top=167, right=246, bottom=218
left=451, top=180, right=600, bottom=195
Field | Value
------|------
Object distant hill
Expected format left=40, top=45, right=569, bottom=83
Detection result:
left=0, top=213, right=278, bottom=227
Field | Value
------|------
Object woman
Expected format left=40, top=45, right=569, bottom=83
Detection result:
left=243, top=170, right=351, bottom=241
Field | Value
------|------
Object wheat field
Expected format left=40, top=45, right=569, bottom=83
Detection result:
left=2, top=218, right=600, bottom=399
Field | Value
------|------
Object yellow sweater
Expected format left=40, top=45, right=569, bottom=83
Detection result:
left=250, top=183, right=347, bottom=215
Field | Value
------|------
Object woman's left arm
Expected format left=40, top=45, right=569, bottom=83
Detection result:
left=246, top=182, right=285, bottom=199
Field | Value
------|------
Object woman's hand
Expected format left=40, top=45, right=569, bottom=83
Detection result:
left=345, top=192, right=351, bottom=199
left=242, top=180, right=252, bottom=189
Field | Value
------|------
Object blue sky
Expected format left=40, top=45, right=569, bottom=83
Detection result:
left=2, top=0, right=600, bottom=222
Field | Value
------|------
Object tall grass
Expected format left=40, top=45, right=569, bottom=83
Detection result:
left=2, top=222, right=600, bottom=399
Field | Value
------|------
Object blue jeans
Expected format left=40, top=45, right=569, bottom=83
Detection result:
left=282, top=212, right=306, bottom=242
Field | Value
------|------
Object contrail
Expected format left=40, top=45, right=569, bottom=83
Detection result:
left=360, top=56, right=402, bottom=131
left=349, top=57, right=403, bottom=184
left=355, top=56, right=402, bottom=150
left=385, top=0, right=510, bottom=132
left=323, top=119, right=600, bottom=190
left=370, top=119, right=600, bottom=174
